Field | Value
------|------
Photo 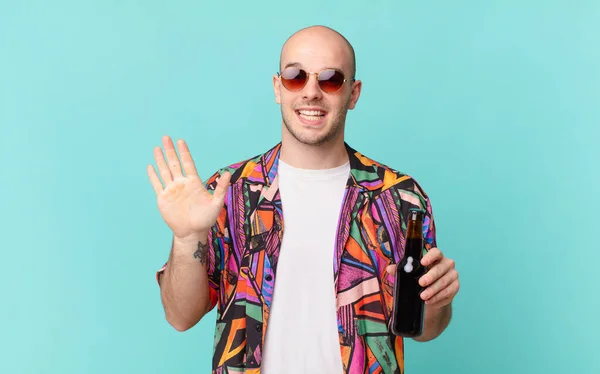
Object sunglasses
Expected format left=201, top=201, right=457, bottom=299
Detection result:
left=278, top=67, right=352, bottom=93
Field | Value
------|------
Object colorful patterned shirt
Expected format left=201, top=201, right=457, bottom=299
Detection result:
left=157, top=142, right=437, bottom=373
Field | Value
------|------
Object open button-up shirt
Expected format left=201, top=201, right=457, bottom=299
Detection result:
left=157, top=142, right=437, bottom=374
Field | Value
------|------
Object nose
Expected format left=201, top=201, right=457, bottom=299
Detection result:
left=301, top=72, right=323, bottom=102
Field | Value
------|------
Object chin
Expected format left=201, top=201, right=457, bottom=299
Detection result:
left=287, top=122, right=339, bottom=146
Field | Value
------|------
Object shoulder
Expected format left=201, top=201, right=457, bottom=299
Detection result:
left=357, top=151, right=437, bottom=242
left=352, top=148, right=433, bottom=211
left=203, top=144, right=276, bottom=189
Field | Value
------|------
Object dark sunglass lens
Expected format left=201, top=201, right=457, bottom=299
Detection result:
left=280, top=67, right=307, bottom=91
left=319, top=70, right=345, bottom=92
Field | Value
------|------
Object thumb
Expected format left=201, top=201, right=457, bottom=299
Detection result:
left=386, top=264, right=397, bottom=275
left=212, top=171, right=231, bottom=205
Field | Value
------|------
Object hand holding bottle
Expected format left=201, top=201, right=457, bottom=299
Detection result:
left=387, top=247, right=459, bottom=309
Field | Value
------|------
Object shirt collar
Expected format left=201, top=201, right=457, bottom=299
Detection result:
left=257, top=142, right=389, bottom=193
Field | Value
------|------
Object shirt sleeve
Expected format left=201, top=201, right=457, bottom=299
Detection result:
left=413, top=179, right=437, bottom=250
left=155, top=169, right=229, bottom=313
left=423, top=195, right=437, bottom=250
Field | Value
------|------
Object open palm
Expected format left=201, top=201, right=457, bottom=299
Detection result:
left=147, top=136, right=231, bottom=240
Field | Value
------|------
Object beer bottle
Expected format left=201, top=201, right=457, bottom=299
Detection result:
left=390, top=208, right=426, bottom=337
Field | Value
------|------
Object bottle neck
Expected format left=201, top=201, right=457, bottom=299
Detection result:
left=407, top=220, right=423, bottom=239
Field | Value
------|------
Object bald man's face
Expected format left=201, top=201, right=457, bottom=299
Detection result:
left=273, top=31, right=361, bottom=147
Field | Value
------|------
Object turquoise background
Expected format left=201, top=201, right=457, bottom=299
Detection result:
left=1, top=1, right=598, bottom=373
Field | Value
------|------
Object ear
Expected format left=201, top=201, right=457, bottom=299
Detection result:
left=273, top=74, right=282, bottom=104
left=347, top=79, right=362, bottom=110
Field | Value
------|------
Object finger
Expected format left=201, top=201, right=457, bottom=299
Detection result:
left=212, top=171, right=231, bottom=205
left=154, top=146, right=173, bottom=185
left=421, top=268, right=458, bottom=301
left=419, top=257, right=455, bottom=287
left=421, top=247, right=442, bottom=267
left=162, top=136, right=183, bottom=179
left=147, top=164, right=164, bottom=195
left=425, top=278, right=460, bottom=305
left=386, top=264, right=397, bottom=275
left=176, top=139, right=200, bottom=178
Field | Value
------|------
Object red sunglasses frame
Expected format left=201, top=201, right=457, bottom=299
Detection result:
left=277, top=67, right=354, bottom=93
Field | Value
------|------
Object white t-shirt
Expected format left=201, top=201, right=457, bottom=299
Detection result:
left=260, top=159, right=350, bottom=374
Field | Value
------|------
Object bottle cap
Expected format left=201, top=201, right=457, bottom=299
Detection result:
left=409, top=208, right=424, bottom=221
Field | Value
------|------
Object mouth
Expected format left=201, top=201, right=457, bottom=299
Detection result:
left=295, top=108, right=327, bottom=126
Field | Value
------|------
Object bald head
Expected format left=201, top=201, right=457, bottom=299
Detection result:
left=279, top=25, right=356, bottom=79
left=273, top=25, right=363, bottom=150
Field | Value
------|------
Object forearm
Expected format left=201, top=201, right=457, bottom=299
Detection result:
left=160, top=232, right=211, bottom=331
left=413, top=303, right=452, bottom=342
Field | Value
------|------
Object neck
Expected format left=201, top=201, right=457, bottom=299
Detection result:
left=280, top=130, right=349, bottom=170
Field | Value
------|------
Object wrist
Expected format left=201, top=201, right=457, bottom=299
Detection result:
left=173, top=231, right=209, bottom=247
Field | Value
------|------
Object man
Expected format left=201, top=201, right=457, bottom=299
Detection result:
left=148, top=25, right=459, bottom=374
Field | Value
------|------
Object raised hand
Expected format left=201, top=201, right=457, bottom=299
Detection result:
left=147, top=136, right=231, bottom=241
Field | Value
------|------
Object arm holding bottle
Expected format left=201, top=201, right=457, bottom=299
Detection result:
left=147, top=136, right=231, bottom=331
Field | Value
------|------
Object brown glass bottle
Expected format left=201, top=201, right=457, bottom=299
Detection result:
left=390, top=208, right=426, bottom=337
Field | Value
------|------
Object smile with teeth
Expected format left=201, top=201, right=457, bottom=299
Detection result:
left=297, top=109, right=326, bottom=122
